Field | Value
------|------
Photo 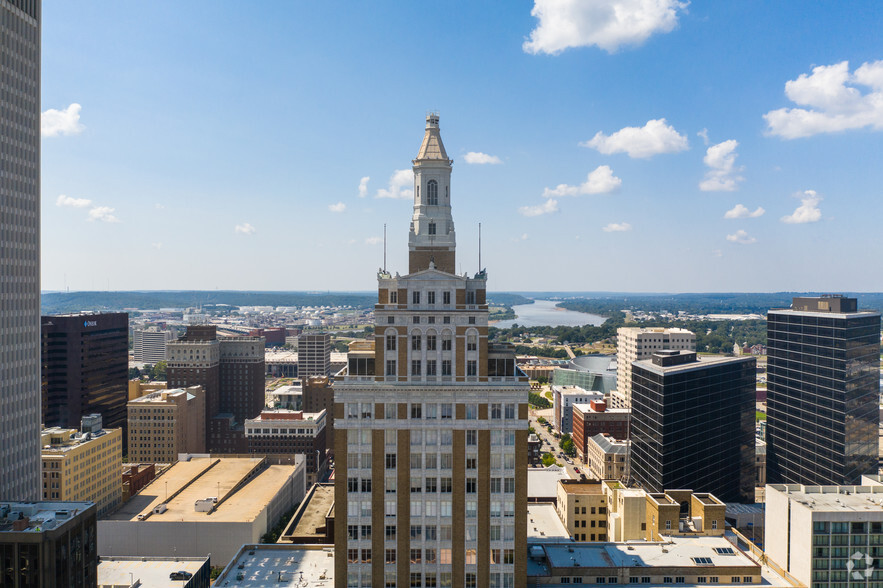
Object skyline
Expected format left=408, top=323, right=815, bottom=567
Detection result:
left=41, top=1, right=883, bottom=293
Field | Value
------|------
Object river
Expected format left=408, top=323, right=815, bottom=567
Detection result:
left=492, top=299, right=606, bottom=329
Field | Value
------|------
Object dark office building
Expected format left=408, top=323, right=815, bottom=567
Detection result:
left=766, top=296, right=880, bottom=486
left=0, top=501, right=98, bottom=588
left=630, top=350, right=755, bottom=503
left=41, top=313, right=129, bottom=446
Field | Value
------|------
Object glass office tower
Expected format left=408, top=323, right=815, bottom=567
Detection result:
left=766, top=296, right=880, bottom=486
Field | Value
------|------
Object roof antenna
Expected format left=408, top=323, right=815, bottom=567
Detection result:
left=383, top=223, right=387, bottom=272
left=478, top=222, right=482, bottom=273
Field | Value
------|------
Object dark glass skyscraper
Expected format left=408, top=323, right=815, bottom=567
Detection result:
left=766, top=296, right=880, bottom=486
left=630, top=350, right=755, bottom=503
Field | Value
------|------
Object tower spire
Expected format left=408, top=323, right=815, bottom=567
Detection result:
left=408, top=113, right=456, bottom=274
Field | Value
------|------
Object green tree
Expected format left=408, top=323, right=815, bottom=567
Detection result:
left=559, top=433, right=576, bottom=457
left=541, top=453, right=556, bottom=467
left=128, top=366, right=141, bottom=380
left=528, top=393, right=551, bottom=409
left=150, top=360, right=167, bottom=381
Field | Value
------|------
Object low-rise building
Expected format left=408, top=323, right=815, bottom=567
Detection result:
left=0, top=501, right=97, bottom=587
left=572, top=400, right=629, bottom=459
left=244, top=409, right=328, bottom=484
left=122, top=463, right=156, bottom=502
left=97, top=555, right=210, bottom=588
left=215, top=544, right=334, bottom=587
left=604, top=480, right=648, bottom=542
left=552, top=385, right=603, bottom=435
left=40, top=418, right=123, bottom=517
left=765, top=479, right=883, bottom=588
left=556, top=480, right=609, bottom=541
left=528, top=433, right=543, bottom=466
left=127, top=386, right=206, bottom=463
left=528, top=466, right=573, bottom=504
left=279, top=483, right=335, bottom=544
left=98, top=455, right=307, bottom=563
left=584, top=434, right=627, bottom=481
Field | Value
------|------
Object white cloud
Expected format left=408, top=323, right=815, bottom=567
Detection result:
left=463, top=152, right=503, bottom=165
left=726, top=229, right=756, bottom=245
left=542, top=165, right=622, bottom=198
left=518, top=199, right=559, bottom=217
left=724, top=204, right=765, bottom=219
left=512, top=233, right=530, bottom=242
left=699, top=139, right=744, bottom=191
left=697, top=128, right=709, bottom=145
left=234, top=223, right=256, bottom=235
left=582, top=118, right=688, bottom=158
left=375, top=169, right=414, bottom=199
left=781, top=190, right=822, bottom=224
left=41, top=103, right=85, bottom=137
left=329, top=202, right=346, bottom=213
left=523, top=0, right=688, bottom=55
left=602, top=222, right=632, bottom=232
left=151, top=242, right=163, bottom=249
left=56, top=194, right=92, bottom=208
left=365, top=236, right=383, bottom=245
left=358, top=176, right=370, bottom=198
left=764, top=60, right=883, bottom=138
left=87, top=206, right=120, bottom=223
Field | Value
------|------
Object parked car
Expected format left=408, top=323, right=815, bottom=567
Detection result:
left=170, top=571, right=193, bottom=581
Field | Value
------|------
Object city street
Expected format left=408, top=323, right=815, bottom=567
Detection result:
left=528, top=406, right=586, bottom=480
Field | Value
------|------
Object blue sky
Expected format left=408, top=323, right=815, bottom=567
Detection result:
left=41, top=1, right=883, bottom=293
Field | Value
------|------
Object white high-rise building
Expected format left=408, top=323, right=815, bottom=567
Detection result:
left=613, top=327, right=695, bottom=409
left=334, top=114, right=530, bottom=588
left=0, top=0, right=41, bottom=501
left=133, top=327, right=174, bottom=363
left=298, top=332, right=331, bottom=378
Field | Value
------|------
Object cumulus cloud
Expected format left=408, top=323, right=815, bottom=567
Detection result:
left=699, top=140, right=744, bottom=191
left=764, top=60, right=883, bottom=139
left=523, top=0, right=688, bottom=55
left=41, top=103, right=85, bottom=137
left=582, top=118, right=688, bottom=158
left=87, top=206, right=120, bottom=223
left=463, top=152, right=502, bottom=165
left=724, top=204, right=765, bottom=219
left=358, top=176, right=370, bottom=198
left=542, top=165, right=622, bottom=198
left=365, top=236, right=383, bottom=245
left=726, top=229, right=756, bottom=245
left=518, top=199, right=559, bottom=217
left=329, top=202, right=346, bottom=213
left=56, top=194, right=92, bottom=208
left=781, top=190, right=822, bottom=224
left=234, top=223, right=256, bottom=235
left=602, top=222, right=632, bottom=232
left=375, top=169, right=414, bottom=199
left=697, top=128, right=709, bottom=145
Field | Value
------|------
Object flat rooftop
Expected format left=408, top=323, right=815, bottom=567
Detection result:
left=633, top=353, right=754, bottom=375
left=527, top=503, right=571, bottom=543
left=106, top=457, right=297, bottom=523
left=528, top=467, right=572, bottom=498
left=560, top=481, right=604, bottom=495
left=769, top=483, right=883, bottom=512
left=283, top=484, right=334, bottom=541
left=0, top=502, right=94, bottom=533
left=215, top=545, right=333, bottom=587
left=98, top=556, right=206, bottom=587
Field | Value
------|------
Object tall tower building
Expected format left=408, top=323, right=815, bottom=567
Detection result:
left=630, top=350, right=755, bottom=503
left=334, top=115, right=530, bottom=588
left=0, top=0, right=41, bottom=501
left=766, top=296, right=880, bottom=486
left=613, top=327, right=695, bottom=410
left=132, top=327, right=174, bottom=364
left=41, top=313, right=130, bottom=448
left=297, top=332, right=331, bottom=378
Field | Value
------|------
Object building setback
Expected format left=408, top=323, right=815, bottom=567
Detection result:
left=766, top=296, right=880, bottom=486
left=41, top=313, right=130, bottom=449
left=0, top=0, right=41, bottom=502
left=630, top=350, right=755, bottom=503
left=334, top=114, right=529, bottom=588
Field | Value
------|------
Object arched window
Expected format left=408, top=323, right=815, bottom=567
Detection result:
left=427, top=180, right=438, bottom=205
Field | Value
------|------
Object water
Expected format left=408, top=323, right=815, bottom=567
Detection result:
left=492, top=299, right=606, bottom=329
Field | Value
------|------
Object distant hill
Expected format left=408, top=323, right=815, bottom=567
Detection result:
left=40, top=290, right=535, bottom=315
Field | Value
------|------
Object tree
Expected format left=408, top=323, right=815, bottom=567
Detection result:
left=529, top=393, right=551, bottom=409
left=559, top=433, right=576, bottom=457
left=128, top=366, right=141, bottom=380
left=150, top=360, right=167, bottom=381
left=541, top=453, right=556, bottom=467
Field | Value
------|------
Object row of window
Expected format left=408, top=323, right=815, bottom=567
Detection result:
left=388, top=315, right=478, bottom=325
left=346, top=452, right=517, bottom=472
left=346, top=403, right=517, bottom=421
left=347, top=522, right=515, bottom=541
left=347, top=570, right=515, bottom=588
left=347, top=476, right=516, bottom=494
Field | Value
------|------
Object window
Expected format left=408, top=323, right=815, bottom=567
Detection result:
left=348, top=525, right=358, bottom=540
left=411, top=360, right=421, bottom=376
left=389, top=291, right=398, bottom=303
left=663, top=578, right=673, bottom=584
left=443, top=315, right=451, bottom=324
left=386, top=360, right=396, bottom=376
left=466, top=456, right=477, bottom=470
left=504, top=404, right=515, bottom=419
left=714, top=547, right=735, bottom=555
left=385, top=548, right=396, bottom=564
left=427, top=291, right=435, bottom=304
left=386, top=525, right=396, bottom=539
left=428, top=316, right=435, bottom=324
left=427, top=180, right=438, bottom=205
left=362, top=549, right=371, bottom=563
left=410, top=525, right=422, bottom=539
left=711, top=519, right=718, bottom=530
left=443, top=291, right=451, bottom=305
left=412, top=291, right=420, bottom=305
left=426, top=334, right=437, bottom=350
left=468, top=315, right=476, bottom=324
left=693, top=557, right=713, bottom=565
left=441, top=477, right=453, bottom=492
left=386, top=454, right=396, bottom=469
left=466, top=405, right=478, bottom=419
left=467, top=335, right=477, bottom=351
left=410, top=404, right=422, bottom=419
left=466, top=478, right=477, bottom=493
left=361, top=479, right=372, bottom=493
left=428, top=222, right=436, bottom=235
left=442, top=336, right=452, bottom=351
left=413, top=316, right=420, bottom=324
left=491, top=404, right=502, bottom=419
left=383, top=334, right=397, bottom=351
left=467, top=360, right=477, bottom=376
left=467, top=291, right=476, bottom=304
left=425, top=477, right=437, bottom=492
left=388, top=316, right=395, bottom=323
left=731, top=577, right=741, bottom=583
left=385, top=404, right=397, bottom=419
left=411, top=335, right=421, bottom=350
left=427, top=360, right=437, bottom=376
left=676, top=578, right=685, bottom=584
left=466, top=430, right=477, bottom=446
left=709, top=578, right=719, bottom=584
left=425, top=404, right=437, bottom=419
left=441, top=404, right=452, bottom=419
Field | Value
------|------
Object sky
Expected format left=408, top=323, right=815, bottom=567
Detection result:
left=40, top=1, right=883, bottom=293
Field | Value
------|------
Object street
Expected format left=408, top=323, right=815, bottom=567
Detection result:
left=528, top=406, right=586, bottom=480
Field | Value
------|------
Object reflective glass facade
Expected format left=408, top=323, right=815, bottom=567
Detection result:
left=766, top=305, right=880, bottom=485
left=630, top=355, right=755, bottom=503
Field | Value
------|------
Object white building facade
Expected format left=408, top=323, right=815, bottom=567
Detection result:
left=613, top=327, right=695, bottom=409
left=133, top=327, right=174, bottom=363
